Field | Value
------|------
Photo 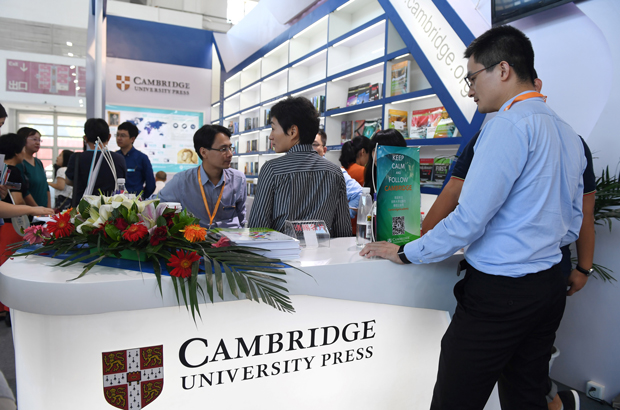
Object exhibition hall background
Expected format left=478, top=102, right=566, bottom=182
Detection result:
left=0, top=0, right=618, bottom=402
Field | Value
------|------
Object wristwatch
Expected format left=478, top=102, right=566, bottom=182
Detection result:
left=575, top=265, right=593, bottom=276
left=397, top=245, right=412, bottom=264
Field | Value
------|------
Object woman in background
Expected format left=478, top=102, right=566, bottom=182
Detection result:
left=16, top=127, right=50, bottom=208
left=48, top=149, right=73, bottom=212
left=363, top=129, right=407, bottom=197
left=339, top=136, right=371, bottom=186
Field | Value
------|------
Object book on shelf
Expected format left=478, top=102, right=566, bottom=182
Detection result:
left=409, top=107, right=457, bottom=139
left=433, top=157, right=451, bottom=183
left=251, top=139, right=257, bottom=152
left=369, top=83, right=381, bottom=102
left=340, top=121, right=353, bottom=144
left=252, top=117, right=258, bottom=129
left=264, top=108, right=271, bottom=126
left=254, top=161, right=259, bottom=174
left=363, top=119, right=381, bottom=138
left=246, top=141, right=251, bottom=153
left=311, top=95, right=325, bottom=113
left=227, top=121, right=234, bottom=133
left=356, top=83, right=371, bottom=105
left=346, top=85, right=360, bottom=107
left=244, top=118, right=252, bottom=131
left=388, top=109, right=409, bottom=138
left=354, top=120, right=366, bottom=138
left=214, top=228, right=301, bottom=260
left=419, top=158, right=434, bottom=182
left=233, top=122, right=239, bottom=134
left=265, top=135, right=271, bottom=151
left=391, top=60, right=410, bottom=96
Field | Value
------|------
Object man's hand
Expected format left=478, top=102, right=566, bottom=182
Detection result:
left=0, top=185, right=7, bottom=201
left=566, top=269, right=589, bottom=296
left=28, top=206, right=54, bottom=216
left=359, top=241, right=403, bottom=264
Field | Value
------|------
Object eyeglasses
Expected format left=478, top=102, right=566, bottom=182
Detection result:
left=115, top=132, right=130, bottom=138
left=311, top=143, right=324, bottom=148
left=464, top=62, right=512, bottom=89
left=27, top=137, right=41, bottom=143
left=207, top=145, right=235, bottom=154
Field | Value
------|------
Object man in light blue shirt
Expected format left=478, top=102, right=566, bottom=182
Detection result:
left=159, top=125, right=246, bottom=228
left=361, top=26, right=586, bottom=410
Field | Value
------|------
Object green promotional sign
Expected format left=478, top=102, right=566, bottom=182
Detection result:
left=376, top=146, right=420, bottom=245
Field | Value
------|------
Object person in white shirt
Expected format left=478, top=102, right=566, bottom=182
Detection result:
left=153, top=170, right=167, bottom=195
left=48, top=150, right=73, bottom=212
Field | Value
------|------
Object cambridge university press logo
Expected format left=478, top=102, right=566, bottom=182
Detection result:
left=116, top=75, right=131, bottom=91
left=102, top=345, right=164, bottom=409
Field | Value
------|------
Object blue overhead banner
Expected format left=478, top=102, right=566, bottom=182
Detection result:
left=378, top=0, right=485, bottom=138
left=107, top=16, right=213, bottom=70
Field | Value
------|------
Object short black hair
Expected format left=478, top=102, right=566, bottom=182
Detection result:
left=84, top=118, right=110, bottom=144
left=117, top=121, right=139, bottom=139
left=60, top=149, right=74, bottom=168
left=317, top=129, right=327, bottom=147
left=194, top=124, right=232, bottom=160
left=464, top=25, right=535, bottom=86
left=270, top=97, right=319, bottom=145
left=0, top=133, right=26, bottom=160
left=0, top=103, right=7, bottom=119
left=16, top=127, right=39, bottom=139
left=364, top=129, right=407, bottom=195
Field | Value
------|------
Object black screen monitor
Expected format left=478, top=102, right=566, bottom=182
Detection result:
left=492, top=0, right=574, bottom=26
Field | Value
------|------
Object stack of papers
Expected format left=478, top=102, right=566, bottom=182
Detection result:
left=216, top=228, right=300, bottom=260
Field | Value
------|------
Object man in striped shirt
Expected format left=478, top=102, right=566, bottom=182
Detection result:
left=248, top=97, right=352, bottom=237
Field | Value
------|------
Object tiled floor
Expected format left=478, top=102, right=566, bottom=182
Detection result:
left=0, top=318, right=614, bottom=408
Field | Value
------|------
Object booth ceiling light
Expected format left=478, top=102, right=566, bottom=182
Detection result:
left=73, top=79, right=78, bottom=83
left=212, top=102, right=220, bottom=108
left=243, top=131, right=259, bottom=136
left=331, top=105, right=377, bottom=117
left=76, top=86, right=80, bottom=90
left=266, top=69, right=288, bottom=81
left=226, top=72, right=241, bottom=83
left=72, top=73, right=76, bottom=76
left=66, top=41, right=73, bottom=46
left=293, top=16, right=328, bottom=39
left=332, top=21, right=384, bottom=48
left=292, top=83, right=325, bottom=97
left=391, top=94, right=437, bottom=105
left=263, top=96, right=289, bottom=107
left=70, top=65, right=75, bottom=69
left=372, top=48, right=384, bottom=54
left=265, top=41, right=288, bottom=58
left=336, top=0, right=356, bottom=11
left=241, top=107, right=259, bottom=114
left=292, top=49, right=326, bottom=68
left=68, top=52, right=74, bottom=57
left=394, top=54, right=409, bottom=60
left=243, top=61, right=260, bottom=72
left=244, top=82, right=261, bottom=92
left=332, top=62, right=383, bottom=82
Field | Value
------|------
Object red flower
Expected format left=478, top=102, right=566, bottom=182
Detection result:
left=91, top=220, right=112, bottom=237
left=162, top=212, right=175, bottom=228
left=122, top=223, right=148, bottom=242
left=114, top=217, right=129, bottom=231
left=150, top=226, right=168, bottom=246
left=47, top=212, right=75, bottom=238
left=167, top=250, right=200, bottom=278
left=212, top=237, right=232, bottom=248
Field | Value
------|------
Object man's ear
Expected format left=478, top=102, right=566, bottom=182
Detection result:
left=288, top=125, right=299, bottom=139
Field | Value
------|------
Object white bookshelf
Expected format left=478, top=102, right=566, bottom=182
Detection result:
left=327, top=20, right=385, bottom=77
left=290, top=16, right=328, bottom=62
left=219, top=0, right=465, bottom=195
left=328, top=0, right=384, bottom=41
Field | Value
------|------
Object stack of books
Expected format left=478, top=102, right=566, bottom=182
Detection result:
left=215, top=228, right=301, bottom=260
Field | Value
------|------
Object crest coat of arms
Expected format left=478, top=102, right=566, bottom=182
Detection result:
left=116, top=75, right=130, bottom=91
left=102, top=345, right=164, bottom=409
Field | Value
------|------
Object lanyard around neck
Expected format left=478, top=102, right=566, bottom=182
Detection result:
left=504, top=92, right=547, bottom=111
left=197, top=167, right=226, bottom=227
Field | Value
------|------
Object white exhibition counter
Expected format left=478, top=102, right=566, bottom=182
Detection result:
left=0, top=238, right=500, bottom=410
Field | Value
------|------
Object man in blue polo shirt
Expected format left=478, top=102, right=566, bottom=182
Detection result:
left=116, top=121, right=156, bottom=198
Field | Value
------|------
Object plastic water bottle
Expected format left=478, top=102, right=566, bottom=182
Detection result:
left=116, top=178, right=127, bottom=195
left=356, top=187, right=373, bottom=247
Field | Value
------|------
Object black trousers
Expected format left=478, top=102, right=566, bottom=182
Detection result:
left=430, top=263, right=566, bottom=410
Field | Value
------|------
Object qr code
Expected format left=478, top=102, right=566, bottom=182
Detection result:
left=392, top=216, right=405, bottom=235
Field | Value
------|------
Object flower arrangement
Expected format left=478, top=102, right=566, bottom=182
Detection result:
left=12, top=194, right=295, bottom=320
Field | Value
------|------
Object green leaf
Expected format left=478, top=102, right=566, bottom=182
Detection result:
left=203, top=256, right=214, bottom=303
left=189, top=261, right=201, bottom=322
left=156, top=216, right=167, bottom=227
left=213, top=259, right=224, bottom=300
left=105, top=224, right=121, bottom=242
left=78, top=199, right=90, bottom=219
left=150, top=257, right=163, bottom=298
left=178, top=275, right=189, bottom=311
left=222, top=263, right=239, bottom=299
